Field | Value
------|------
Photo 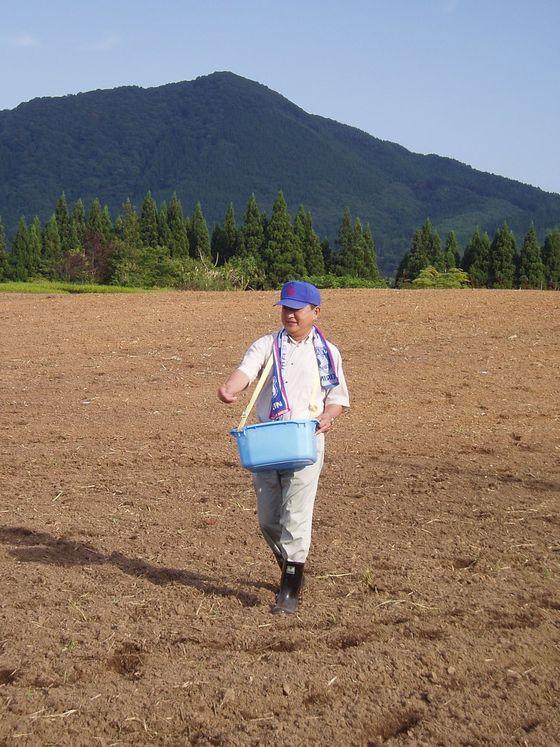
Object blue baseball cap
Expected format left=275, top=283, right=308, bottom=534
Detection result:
left=274, top=280, right=321, bottom=309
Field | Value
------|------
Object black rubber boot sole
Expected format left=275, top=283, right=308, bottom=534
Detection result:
left=272, top=595, right=298, bottom=615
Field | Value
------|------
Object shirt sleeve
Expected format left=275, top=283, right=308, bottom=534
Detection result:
left=237, top=334, right=274, bottom=384
left=324, top=343, right=350, bottom=409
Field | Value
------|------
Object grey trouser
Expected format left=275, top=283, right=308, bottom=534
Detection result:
left=252, top=447, right=325, bottom=564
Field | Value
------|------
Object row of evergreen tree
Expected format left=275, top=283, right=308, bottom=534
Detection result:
left=0, top=192, right=384, bottom=288
left=2, top=192, right=558, bottom=289
left=396, top=218, right=560, bottom=289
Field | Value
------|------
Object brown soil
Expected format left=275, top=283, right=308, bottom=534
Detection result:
left=0, top=288, right=559, bottom=746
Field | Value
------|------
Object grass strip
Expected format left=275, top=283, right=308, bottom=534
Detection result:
left=0, top=280, right=152, bottom=294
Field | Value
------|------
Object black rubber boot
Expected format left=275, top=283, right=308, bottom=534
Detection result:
left=272, top=561, right=305, bottom=615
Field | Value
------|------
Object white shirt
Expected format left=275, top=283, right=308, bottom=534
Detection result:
left=238, top=330, right=350, bottom=426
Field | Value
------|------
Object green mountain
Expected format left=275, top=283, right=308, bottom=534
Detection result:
left=1, top=71, right=558, bottom=274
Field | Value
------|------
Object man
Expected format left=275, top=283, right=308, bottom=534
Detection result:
left=218, top=280, right=349, bottom=614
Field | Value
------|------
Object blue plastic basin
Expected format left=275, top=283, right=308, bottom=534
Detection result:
left=230, top=419, right=319, bottom=472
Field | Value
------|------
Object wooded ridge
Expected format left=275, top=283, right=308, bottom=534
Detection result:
left=1, top=71, right=559, bottom=275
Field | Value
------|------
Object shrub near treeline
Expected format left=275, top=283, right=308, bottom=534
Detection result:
left=0, top=192, right=386, bottom=290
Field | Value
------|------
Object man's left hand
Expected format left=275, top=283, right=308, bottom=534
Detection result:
left=315, top=413, right=336, bottom=435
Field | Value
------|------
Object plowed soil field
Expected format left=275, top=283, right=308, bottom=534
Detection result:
left=1, top=288, right=559, bottom=746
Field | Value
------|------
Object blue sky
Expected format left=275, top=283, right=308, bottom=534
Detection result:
left=1, top=0, right=559, bottom=193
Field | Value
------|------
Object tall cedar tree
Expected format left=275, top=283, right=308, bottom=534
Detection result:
left=55, top=193, right=72, bottom=252
left=321, top=239, right=333, bottom=273
left=113, top=215, right=124, bottom=238
left=334, top=207, right=354, bottom=275
left=140, top=191, right=159, bottom=248
left=443, top=231, right=460, bottom=270
left=461, top=228, right=491, bottom=287
left=262, top=191, right=306, bottom=287
left=189, top=202, right=211, bottom=259
left=518, top=224, right=545, bottom=289
left=42, top=215, right=63, bottom=278
left=212, top=203, right=239, bottom=263
left=261, top=211, right=269, bottom=236
left=489, top=223, right=516, bottom=289
left=293, top=206, right=308, bottom=261
left=11, top=218, right=32, bottom=280
left=542, top=229, right=560, bottom=289
left=157, top=202, right=171, bottom=248
left=167, top=194, right=189, bottom=258
left=101, top=206, right=113, bottom=241
left=86, top=199, right=113, bottom=242
left=363, top=223, right=381, bottom=281
left=28, top=217, right=42, bottom=276
left=402, top=219, right=442, bottom=281
left=294, top=206, right=325, bottom=276
left=120, top=199, right=142, bottom=249
left=302, top=209, right=325, bottom=276
left=239, top=194, right=265, bottom=260
left=0, top=219, right=9, bottom=280
left=88, top=199, right=106, bottom=239
left=353, top=219, right=366, bottom=277
left=350, top=218, right=382, bottom=280
left=422, top=218, right=443, bottom=270
left=72, top=199, right=86, bottom=244
left=68, top=214, right=80, bottom=250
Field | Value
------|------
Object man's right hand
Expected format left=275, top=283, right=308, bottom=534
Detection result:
left=217, top=385, right=237, bottom=403
left=217, top=369, right=250, bottom=404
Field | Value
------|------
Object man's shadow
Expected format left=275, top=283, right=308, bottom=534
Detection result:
left=0, top=526, right=264, bottom=607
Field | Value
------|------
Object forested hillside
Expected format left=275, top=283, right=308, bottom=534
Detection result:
left=1, top=71, right=559, bottom=274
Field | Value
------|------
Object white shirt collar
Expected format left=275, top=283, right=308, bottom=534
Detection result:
left=286, top=330, right=313, bottom=345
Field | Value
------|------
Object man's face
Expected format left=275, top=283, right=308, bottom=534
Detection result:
left=281, top=304, right=320, bottom=339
